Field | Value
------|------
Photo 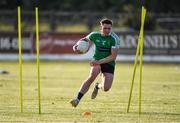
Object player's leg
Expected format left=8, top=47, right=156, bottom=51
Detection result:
left=79, top=65, right=101, bottom=94
left=100, top=72, right=114, bottom=91
left=70, top=65, right=101, bottom=107
left=91, top=72, right=114, bottom=99
left=91, top=63, right=114, bottom=99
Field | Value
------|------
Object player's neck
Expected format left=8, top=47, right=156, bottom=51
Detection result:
left=101, top=32, right=110, bottom=37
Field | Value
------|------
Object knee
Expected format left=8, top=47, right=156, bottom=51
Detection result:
left=103, top=86, right=110, bottom=92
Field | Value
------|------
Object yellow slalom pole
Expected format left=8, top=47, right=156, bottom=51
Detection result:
left=127, top=30, right=141, bottom=113
left=139, top=7, right=146, bottom=114
left=35, top=6, right=41, bottom=114
left=127, top=6, right=146, bottom=113
left=17, top=6, right=23, bottom=113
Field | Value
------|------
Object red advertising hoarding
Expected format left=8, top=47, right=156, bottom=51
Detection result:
left=1, top=32, right=180, bottom=55
left=33, top=33, right=87, bottom=54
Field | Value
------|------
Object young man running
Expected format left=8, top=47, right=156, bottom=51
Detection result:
left=70, top=18, right=120, bottom=107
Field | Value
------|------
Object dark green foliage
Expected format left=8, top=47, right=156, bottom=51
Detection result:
left=0, top=0, right=179, bottom=13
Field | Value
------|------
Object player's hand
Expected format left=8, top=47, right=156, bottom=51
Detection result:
left=90, top=60, right=100, bottom=66
left=73, top=44, right=81, bottom=54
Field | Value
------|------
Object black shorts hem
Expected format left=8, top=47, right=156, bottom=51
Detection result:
left=100, top=63, right=115, bottom=74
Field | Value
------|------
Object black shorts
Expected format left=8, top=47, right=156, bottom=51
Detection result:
left=100, top=63, right=115, bottom=74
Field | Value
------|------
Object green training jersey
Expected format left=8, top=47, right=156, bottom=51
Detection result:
left=86, top=32, right=120, bottom=66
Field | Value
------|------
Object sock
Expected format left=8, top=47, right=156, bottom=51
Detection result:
left=76, top=92, right=84, bottom=101
left=95, top=83, right=100, bottom=89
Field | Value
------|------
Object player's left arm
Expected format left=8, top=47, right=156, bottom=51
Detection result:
left=90, top=48, right=119, bottom=66
left=99, top=47, right=119, bottom=64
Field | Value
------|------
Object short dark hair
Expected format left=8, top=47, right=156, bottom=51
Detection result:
left=100, top=18, right=113, bottom=25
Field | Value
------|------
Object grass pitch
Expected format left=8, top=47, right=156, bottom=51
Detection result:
left=0, top=61, right=180, bottom=123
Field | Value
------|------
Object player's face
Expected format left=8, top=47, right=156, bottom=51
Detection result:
left=101, top=24, right=112, bottom=36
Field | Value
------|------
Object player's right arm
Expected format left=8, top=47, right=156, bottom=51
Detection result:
left=73, top=32, right=96, bottom=53
left=72, top=44, right=81, bottom=53
left=82, top=32, right=96, bottom=42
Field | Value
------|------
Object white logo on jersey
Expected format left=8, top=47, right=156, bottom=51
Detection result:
left=102, top=40, right=106, bottom=45
left=96, top=40, right=100, bottom=42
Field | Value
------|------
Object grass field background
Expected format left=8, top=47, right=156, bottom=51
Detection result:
left=0, top=61, right=180, bottom=122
